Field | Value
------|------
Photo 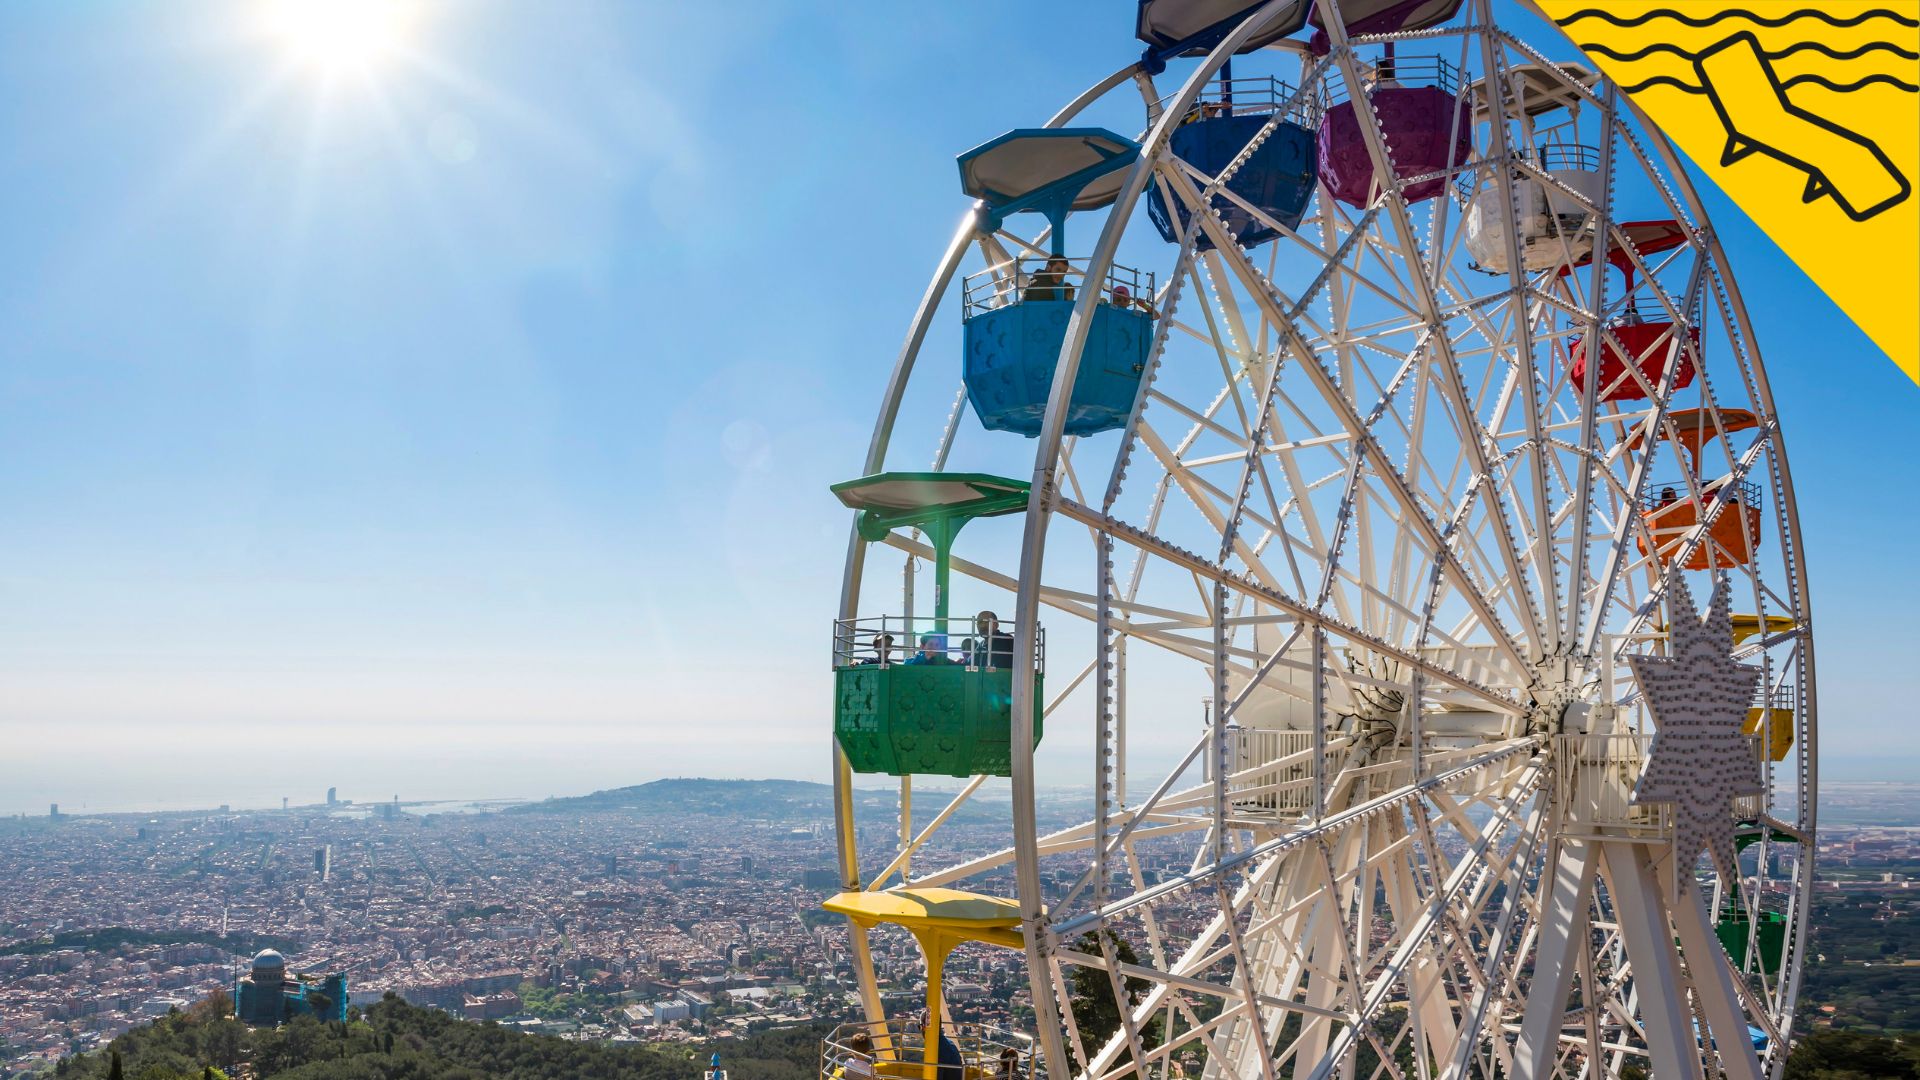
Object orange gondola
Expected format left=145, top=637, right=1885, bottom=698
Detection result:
left=1632, top=409, right=1766, bottom=569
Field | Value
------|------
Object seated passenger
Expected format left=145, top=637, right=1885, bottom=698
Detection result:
left=860, top=633, right=895, bottom=666
left=969, top=611, right=1015, bottom=670
left=921, top=1012, right=965, bottom=1080
left=997, top=1046, right=1022, bottom=1080
left=905, top=634, right=950, bottom=665
left=1023, top=257, right=1075, bottom=303
left=1657, top=486, right=1677, bottom=508
left=835, top=1032, right=877, bottom=1080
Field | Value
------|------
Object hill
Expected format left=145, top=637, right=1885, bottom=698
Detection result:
left=509, top=778, right=843, bottom=817
left=507, top=777, right=1002, bottom=824
left=53, top=994, right=824, bottom=1080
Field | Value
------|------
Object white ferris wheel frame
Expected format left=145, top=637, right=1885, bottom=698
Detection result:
left=829, top=2, right=1819, bottom=1079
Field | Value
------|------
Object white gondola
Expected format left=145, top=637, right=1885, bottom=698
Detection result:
left=1462, top=146, right=1606, bottom=272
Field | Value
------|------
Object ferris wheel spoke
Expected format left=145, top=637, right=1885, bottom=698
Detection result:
left=1318, top=47, right=1559, bottom=662
left=1166, top=167, right=1540, bottom=674
left=1473, top=35, right=1568, bottom=650
left=1058, top=498, right=1521, bottom=712
left=1303, top=755, right=1549, bottom=1080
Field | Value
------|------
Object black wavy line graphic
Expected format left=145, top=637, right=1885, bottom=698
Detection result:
left=1579, top=40, right=1920, bottom=62
left=1620, top=76, right=1710, bottom=93
left=1617, top=73, right=1920, bottom=93
left=1558, top=8, right=1920, bottom=29
left=1782, top=72, right=1920, bottom=92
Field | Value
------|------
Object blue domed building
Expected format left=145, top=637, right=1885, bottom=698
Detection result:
left=233, top=949, right=348, bottom=1026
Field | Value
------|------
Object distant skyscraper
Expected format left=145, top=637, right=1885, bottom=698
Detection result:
left=315, top=845, right=331, bottom=882
left=282, top=797, right=289, bottom=811
left=326, top=787, right=337, bottom=807
left=48, top=804, right=58, bottom=819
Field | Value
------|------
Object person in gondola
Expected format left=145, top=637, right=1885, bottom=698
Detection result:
left=969, top=611, right=1015, bottom=670
left=920, top=1012, right=965, bottom=1080
left=905, top=634, right=950, bottom=665
left=835, top=1031, right=878, bottom=1080
left=1657, top=486, right=1677, bottom=508
left=1112, top=282, right=1157, bottom=319
left=1023, top=256, right=1075, bottom=302
left=858, top=633, right=895, bottom=666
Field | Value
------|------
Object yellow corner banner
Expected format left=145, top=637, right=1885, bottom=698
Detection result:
left=1534, top=0, right=1920, bottom=384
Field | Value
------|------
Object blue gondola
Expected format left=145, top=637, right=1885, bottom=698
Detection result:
left=956, top=129, right=1158, bottom=438
left=1145, top=76, right=1319, bottom=250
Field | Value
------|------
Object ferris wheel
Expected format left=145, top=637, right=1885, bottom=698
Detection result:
left=819, top=2, right=1817, bottom=1080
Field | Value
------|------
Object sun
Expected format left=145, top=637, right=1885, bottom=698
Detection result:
left=265, top=0, right=416, bottom=73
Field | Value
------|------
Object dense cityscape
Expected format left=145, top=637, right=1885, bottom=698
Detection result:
left=2, top=778, right=1917, bottom=1078
left=0, top=779, right=1070, bottom=1077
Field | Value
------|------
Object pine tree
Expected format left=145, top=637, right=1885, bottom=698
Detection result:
left=105, top=1050, right=123, bottom=1080
left=1068, top=930, right=1163, bottom=1065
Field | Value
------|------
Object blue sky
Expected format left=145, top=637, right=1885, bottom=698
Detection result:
left=0, top=0, right=1912, bottom=813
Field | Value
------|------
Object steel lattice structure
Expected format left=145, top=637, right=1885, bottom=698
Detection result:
left=828, top=3, right=1816, bottom=1079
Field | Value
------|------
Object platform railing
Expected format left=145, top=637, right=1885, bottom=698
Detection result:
left=821, top=1019, right=1042, bottom=1080
left=1525, top=142, right=1602, bottom=173
left=833, top=615, right=1043, bottom=673
left=1557, top=731, right=1768, bottom=831
left=1554, top=732, right=1668, bottom=834
left=961, top=258, right=1155, bottom=320
left=1323, top=53, right=1464, bottom=106
left=1454, top=143, right=1602, bottom=202
left=1159, top=74, right=1321, bottom=127
left=1641, top=478, right=1763, bottom=512
left=1205, top=727, right=1319, bottom=816
left=1733, top=732, right=1769, bottom=818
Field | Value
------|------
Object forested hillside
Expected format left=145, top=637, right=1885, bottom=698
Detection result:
left=49, top=990, right=1918, bottom=1080
left=50, top=994, right=823, bottom=1080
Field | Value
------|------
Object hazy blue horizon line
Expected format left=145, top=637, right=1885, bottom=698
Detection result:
left=14, top=772, right=1920, bottom=821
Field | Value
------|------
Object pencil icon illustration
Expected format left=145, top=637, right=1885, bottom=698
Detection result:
left=1695, top=30, right=1911, bottom=220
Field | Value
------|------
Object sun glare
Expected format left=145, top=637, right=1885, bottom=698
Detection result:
left=266, top=0, right=415, bottom=73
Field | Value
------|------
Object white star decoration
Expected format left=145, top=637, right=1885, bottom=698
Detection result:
left=1628, top=575, right=1764, bottom=884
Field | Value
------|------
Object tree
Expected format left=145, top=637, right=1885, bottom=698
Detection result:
left=1784, top=1030, right=1920, bottom=1080
left=187, top=991, right=232, bottom=1026
left=1069, top=931, right=1164, bottom=1066
left=106, top=1051, right=124, bottom=1080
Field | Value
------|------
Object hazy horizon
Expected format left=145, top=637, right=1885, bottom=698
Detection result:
left=13, top=750, right=1920, bottom=820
